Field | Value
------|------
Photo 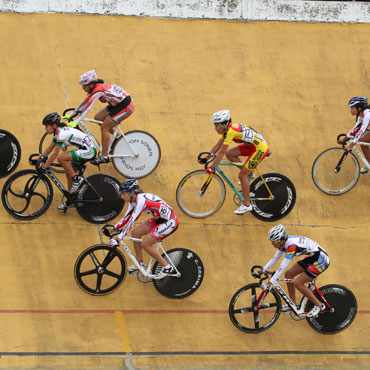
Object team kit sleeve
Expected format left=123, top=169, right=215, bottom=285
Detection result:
left=268, top=245, right=296, bottom=285
left=263, top=249, right=284, bottom=272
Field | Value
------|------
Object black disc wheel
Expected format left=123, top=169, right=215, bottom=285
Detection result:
left=75, top=174, right=124, bottom=224
left=1, top=169, right=53, bottom=220
left=0, top=129, right=21, bottom=177
left=250, top=173, right=296, bottom=221
left=304, top=284, right=357, bottom=334
left=74, top=244, right=127, bottom=295
left=229, top=283, right=281, bottom=333
left=152, top=248, right=204, bottom=299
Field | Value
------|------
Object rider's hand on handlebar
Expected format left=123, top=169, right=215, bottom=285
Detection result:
left=206, top=166, right=215, bottom=174
left=252, top=270, right=262, bottom=278
left=198, top=157, right=207, bottom=165
left=109, top=238, right=119, bottom=247
left=260, top=283, right=272, bottom=291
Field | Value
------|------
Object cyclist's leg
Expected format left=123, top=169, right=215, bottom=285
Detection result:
left=359, top=131, right=370, bottom=165
left=57, top=151, right=76, bottom=190
left=284, top=263, right=305, bottom=305
left=140, top=217, right=178, bottom=267
left=131, top=222, right=151, bottom=262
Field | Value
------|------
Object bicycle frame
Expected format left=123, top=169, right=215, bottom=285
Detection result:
left=211, top=161, right=274, bottom=202
left=256, top=278, right=332, bottom=317
left=336, top=136, right=370, bottom=174
left=96, top=226, right=181, bottom=280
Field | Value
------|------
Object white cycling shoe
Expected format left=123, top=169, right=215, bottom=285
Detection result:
left=360, top=165, right=369, bottom=174
left=307, top=303, right=325, bottom=318
left=234, top=204, right=253, bottom=215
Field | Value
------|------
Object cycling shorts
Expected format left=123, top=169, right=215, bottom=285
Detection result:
left=106, top=97, right=135, bottom=124
left=298, top=253, right=330, bottom=279
left=71, top=147, right=97, bottom=168
left=237, top=141, right=269, bottom=171
left=145, top=216, right=178, bottom=241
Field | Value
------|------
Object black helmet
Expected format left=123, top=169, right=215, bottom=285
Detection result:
left=42, top=112, right=61, bottom=126
left=119, top=179, right=140, bottom=194
left=348, top=97, right=368, bottom=110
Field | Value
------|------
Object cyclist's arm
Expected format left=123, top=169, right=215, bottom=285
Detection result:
left=44, top=145, right=62, bottom=169
left=263, top=249, right=284, bottom=272
left=268, top=245, right=296, bottom=285
left=352, top=112, right=370, bottom=144
left=41, top=141, right=56, bottom=157
left=212, top=143, right=228, bottom=168
left=115, top=196, right=145, bottom=238
left=75, top=92, right=104, bottom=121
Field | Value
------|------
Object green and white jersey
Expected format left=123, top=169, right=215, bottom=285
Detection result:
left=53, top=127, right=95, bottom=150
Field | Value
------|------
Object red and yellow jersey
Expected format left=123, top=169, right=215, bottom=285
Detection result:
left=77, top=83, right=131, bottom=114
left=221, top=123, right=267, bottom=147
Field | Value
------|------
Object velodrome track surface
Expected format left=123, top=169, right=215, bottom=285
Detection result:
left=0, top=13, right=369, bottom=370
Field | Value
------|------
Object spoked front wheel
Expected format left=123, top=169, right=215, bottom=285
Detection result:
left=1, top=169, right=53, bottom=220
left=152, top=248, right=204, bottom=299
left=176, top=170, right=226, bottom=218
left=75, top=174, right=124, bottom=224
left=250, top=173, right=296, bottom=221
left=111, top=130, right=161, bottom=178
left=312, top=148, right=360, bottom=195
left=74, top=244, right=127, bottom=295
left=229, top=283, right=281, bottom=333
left=304, top=284, right=357, bottom=334
left=0, top=129, right=21, bottom=177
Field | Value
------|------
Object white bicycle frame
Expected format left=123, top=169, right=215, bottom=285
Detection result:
left=72, top=95, right=138, bottom=159
left=258, top=278, right=323, bottom=318
left=96, top=226, right=181, bottom=280
left=347, top=136, right=370, bottom=171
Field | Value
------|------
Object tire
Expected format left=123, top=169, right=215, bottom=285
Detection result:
left=152, top=248, right=204, bottom=299
left=229, top=283, right=281, bottom=333
left=304, top=284, right=357, bottom=334
left=1, top=169, right=53, bottom=220
left=38, top=133, right=66, bottom=173
left=250, top=173, right=296, bottom=222
left=0, top=129, right=21, bottom=177
left=176, top=170, right=226, bottom=218
left=75, top=174, right=124, bottom=224
left=111, top=130, right=161, bottom=178
left=312, top=148, right=360, bottom=195
left=74, top=244, right=127, bottom=296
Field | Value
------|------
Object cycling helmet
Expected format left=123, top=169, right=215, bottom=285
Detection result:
left=267, top=224, right=287, bottom=242
left=348, top=96, right=368, bottom=109
left=42, top=112, right=61, bottom=126
left=211, top=110, right=231, bottom=126
left=119, top=179, right=140, bottom=194
left=79, top=69, right=98, bottom=86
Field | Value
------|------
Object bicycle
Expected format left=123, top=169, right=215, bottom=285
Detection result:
left=39, top=108, right=161, bottom=178
left=74, top=224, right=204, bottom=298
left=176, top=152, right=296, bottom=221
left=229, top=265, right=357, bottom=335
left=1, top=154, right=124, bottom=223
left=312, top=133, right=370, bottom=195
left=0, top=129, right=21, bottom=178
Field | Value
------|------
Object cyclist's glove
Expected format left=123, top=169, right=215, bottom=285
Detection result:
left=199, top=157, right=207, bottom=164
left=252, top=271, right=262, bottom=278
left=260, top=283, right=272, bottom=291
left=206, top=166, right=215, bottom=174
left=109, top=238, right=119, bottom=247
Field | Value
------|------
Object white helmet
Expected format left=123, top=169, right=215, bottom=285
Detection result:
left=79, top=70, right=98, bottom=86
left=211, top=110, right=231, bottom=125
left=267, top=224, right=287, bottom=242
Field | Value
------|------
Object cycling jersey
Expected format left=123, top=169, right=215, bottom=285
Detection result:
left=115, top=193, right=178, bottom=241
left=222, top=123, right=267, bottom=147
left=77, top=83, right=132, bottom=114
left=53, top=127, right=95, bottom=150
left=263, top=236, right=330, bottom=284
left=348, top=108, right=370, bottom=144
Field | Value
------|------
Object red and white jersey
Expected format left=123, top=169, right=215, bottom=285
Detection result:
left=77, top=83, right=131, bottom=113
left=348, top=108, right=370, bottom=144
left=115, top=193, right=175, bottom=238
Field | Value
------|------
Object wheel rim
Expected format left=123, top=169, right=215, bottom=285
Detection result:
left=312, top=148, right=359, bottom=195
left=176, top=170, right=226, bottom=218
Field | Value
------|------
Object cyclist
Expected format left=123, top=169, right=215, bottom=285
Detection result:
left=200, top=110, right=269, bottom=215
left=109, top=179, right=178, bottom=276
left=338, top=96, right=370, bottom=173
left=41, top=112, right=97, bottom=210
left=65, top=69, right=135, bottom=165
left=257, top=224, right=329, bottom=318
